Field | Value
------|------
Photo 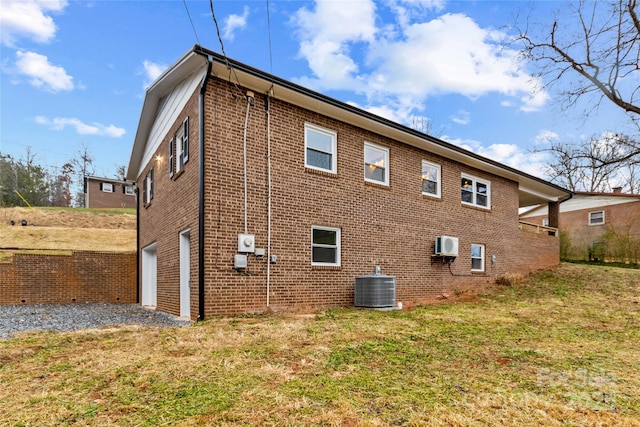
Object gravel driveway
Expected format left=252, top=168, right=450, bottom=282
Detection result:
left=0, top=303, right=192, bottom=339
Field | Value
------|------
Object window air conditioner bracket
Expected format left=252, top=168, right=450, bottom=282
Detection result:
left=431, top=255, right=456, bottom=265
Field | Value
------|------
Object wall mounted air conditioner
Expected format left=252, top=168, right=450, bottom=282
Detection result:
left=435, top=236, right=459, bottom=257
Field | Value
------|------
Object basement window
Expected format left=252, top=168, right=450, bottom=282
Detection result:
left=305, top=123, right=337, bottom=173
left=311, top=226, right=341, bottom=266
left=589, top=210, right=604, bottom=225
left=471, top=243, right=485, bottom=272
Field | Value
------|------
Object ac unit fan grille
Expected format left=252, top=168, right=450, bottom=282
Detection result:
left=355, top=276, right=396, bottom=308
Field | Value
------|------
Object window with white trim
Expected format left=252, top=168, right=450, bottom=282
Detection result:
left=421, top=160, right=441, bottom=197
left=589, top=210, right=604, bottom=225
left=461, top=174, right=490, bottom=208
left=143, top=168, right=154, bottom=206
left=169, top=117, right=190, bottom=178
left=311, top=226, right=341, bottom=266
left=364, top=142, right=389, bottom=185
left=305, top=123, right=337, bottom=173
left=471, top=244, right=485, bottom=272
left=177, top=117, right=189, bottom=173
left=542, top=218, right=549, bottom=227
left=100, top=183, right=114, bottom=193
left=124, top=185, right=135, bottom=196
left=169, top=137, right=174, bottom=178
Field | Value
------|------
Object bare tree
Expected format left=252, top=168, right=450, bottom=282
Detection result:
left=518, top=0, right=640, bottom=118
left=519, top=1, right=640, bottom=190
left=114, top=165, right=127, bottom=181
left=538, top=132, right=640, bottom=192
left=409, top=116, right=444, bottom=138
left=70, top=142, right=95, bottom=207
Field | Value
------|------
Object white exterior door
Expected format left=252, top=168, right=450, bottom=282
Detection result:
left=180, top=230, right=191, bottom=318
left=141, top=243, right=157, bottom=308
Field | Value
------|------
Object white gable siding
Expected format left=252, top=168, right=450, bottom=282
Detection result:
left=139, top=71, right=202, bottom=174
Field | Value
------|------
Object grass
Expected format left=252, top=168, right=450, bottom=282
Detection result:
left=0, top=206, right=135, bottom=252
left=36, top=207, right=136, bottom=215
left=1, top=263, right=639, bottom=426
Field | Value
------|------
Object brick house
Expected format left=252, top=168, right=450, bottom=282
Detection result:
left=85, top=176, right=136, bottom=209
left=520, top=189, right=640, bottom=262
left=127, top=45, right=571, bottom=320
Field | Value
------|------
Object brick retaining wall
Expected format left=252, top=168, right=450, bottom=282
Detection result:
left=0, top=251, right=136, bottom=305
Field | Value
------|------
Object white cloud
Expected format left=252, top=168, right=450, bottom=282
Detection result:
left=223, top=6, right=249, bottom=41
left=291, top=3, right=548, bottom=117
left=35, top=116, right=126, bottom=138
left=292, top=0, right=377, bottom=90
left=443, top=136, right=549, bottom=178
left=15, top=50, right=73, bottom=92
left=451, top=110, right=470, bottom=125
left=142, top=60, right=168, bottom=88
left=0, top=0, right=67, bottom=47
left=535, top=130, right=559, bottom=144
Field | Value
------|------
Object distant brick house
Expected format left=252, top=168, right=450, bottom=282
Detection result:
left=520, top=189, right=640, bottom=262
left=85, top=176, right=135, bottom=209
left=127, top=45, right=571, bottom=320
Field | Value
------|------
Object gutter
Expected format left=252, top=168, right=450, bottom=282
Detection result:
left=190, top=45, right=568, bottom=199
left=197, top=54, right=213, bottom=321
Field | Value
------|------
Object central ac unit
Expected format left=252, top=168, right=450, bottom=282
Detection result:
left=355, top=268, right=396, bottom=309
left=435, top=236, right=459, bottom=256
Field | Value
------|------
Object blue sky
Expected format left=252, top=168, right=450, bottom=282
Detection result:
left=1, top=0, right=637, bottom=180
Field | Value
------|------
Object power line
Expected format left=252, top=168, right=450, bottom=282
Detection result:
left=209, top=0, right=228, bottom=60
left=209, top=0, right=243, bottom=96
left=182, top=0, right=200, bottom=45
left=266, top=0, right=273, bottom=75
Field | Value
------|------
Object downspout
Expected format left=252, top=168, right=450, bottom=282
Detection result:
left=265, top=92, right=272, bottom=307
left=135, top=183, right=140, bottom=303
left=197, top=55, right=213, bottom=321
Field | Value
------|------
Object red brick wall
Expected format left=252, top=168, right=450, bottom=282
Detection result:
left=137, top=90, right=200, bottom=318
left=551, top=201, right=640, bottom=260
left=0, top=251, right=136, bottom=305
left=138, top=78, right=561, bottom=318
left=86, top=179, right=136, bottom=209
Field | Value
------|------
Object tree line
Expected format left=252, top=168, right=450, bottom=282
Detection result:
left=0, top=145, right=126, bottom=208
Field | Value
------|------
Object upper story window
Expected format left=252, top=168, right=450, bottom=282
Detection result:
left=422, top=160, right=441, bottom=197
left=177, top=117, right=189, bottom=173
left=305, top=123, right=337, bottom=173
left=589, top=210, right=604, bottom=225
left=311, top=226, right=341, bottom=266
left=471, top=243, right=485, bottom=272
left=169, top=117, right=190, bottom=178
left=143, top=168, right=154, bottom=206
left=364, top=142, right=389, bottom=186
left=461, top=174, right=490, bottom=209
left=100, top=183, right=114, bottom=193
left=542, top=218, right=549, bottom=227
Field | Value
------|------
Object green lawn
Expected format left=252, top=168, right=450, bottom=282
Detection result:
left=1, top=263, right=639, bottom=426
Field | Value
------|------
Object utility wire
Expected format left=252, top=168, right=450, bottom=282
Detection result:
left=266, top=0, right=273, bottom=75
left=182, top=0, right=201, bottom=45
left=209, top=0, right=244, bottom=96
